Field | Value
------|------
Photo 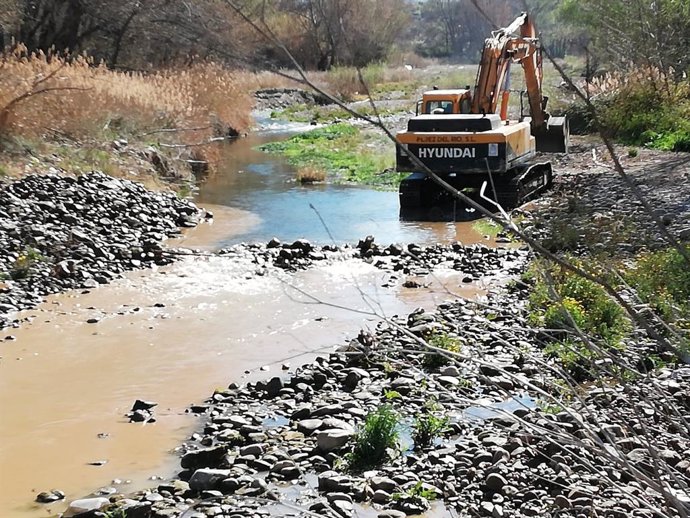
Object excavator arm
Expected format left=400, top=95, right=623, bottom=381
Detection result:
left=471, top=12, right=567, bottom=151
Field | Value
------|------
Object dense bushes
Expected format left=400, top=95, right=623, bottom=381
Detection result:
left=529, top=261, right=629, bottom=346
left=603, top=80, right=690, bottom=152
left=527, top=246, right=690, bottom=377
left=526, top=260, right=629, bottom=378
left=565, top=77, right=690, bottom=151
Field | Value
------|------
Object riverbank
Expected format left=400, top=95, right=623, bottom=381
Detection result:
left=66, top=263, right=690, bottom=518
left=0, top=172, right=210, bottom=330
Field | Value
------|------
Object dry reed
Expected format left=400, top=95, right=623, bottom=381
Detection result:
left=296, top=165, right=327, bottom=184
left=0, top=47, right=291, bottom=142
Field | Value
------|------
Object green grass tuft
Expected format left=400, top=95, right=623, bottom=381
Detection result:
left=347, top=405, right=400, bottom=470
left=422, top=332, right=462, bottom=369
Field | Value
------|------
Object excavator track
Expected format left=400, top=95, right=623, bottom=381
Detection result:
left=398, top=161, right=553, bottom=220
left=491, top=161, right=553, bottom=207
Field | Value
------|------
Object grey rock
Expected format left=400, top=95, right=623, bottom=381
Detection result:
left=372, top=490, right=391, bottom=503
left=239, top=444, right=264, bottom=457
left=440, top=365, right=461, bottom=377
left=181, top=446, right=227, bottom=470
left=327, top=492, right=354, bottom=504
left=188, top=469, right=232, bottom=491
left=297, top=419, right=323, bottom=435
left=369, top=476, right=398, bottom=493
left=485, top=473, right=508, bottom=492
left=63, top=497, right=110, bottom=517
left=331, top=499, right=354, bottom=517
left=316, top=428, right=353, bottom=452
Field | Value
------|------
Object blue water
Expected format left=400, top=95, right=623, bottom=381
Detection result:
left=195, top=124, right=481, bottom=247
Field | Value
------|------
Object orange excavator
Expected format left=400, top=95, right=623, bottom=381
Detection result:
left=396, top=12, right=568, bottom=217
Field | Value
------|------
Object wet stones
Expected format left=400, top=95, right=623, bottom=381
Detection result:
left=0, top=172, right=204, bottom=329
left=316, top=428, right=354, bottom=452
left=181, top=445, right=228, bottom=470
left=188, top=468, right=232, bottom=491
left=35, top=489, right=65, bottom=503
left=127, top=399, right=158, bottom=423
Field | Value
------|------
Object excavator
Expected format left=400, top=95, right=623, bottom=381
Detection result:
left=396, top=12, right=568, bottom=218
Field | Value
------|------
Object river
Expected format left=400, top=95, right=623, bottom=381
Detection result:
left=0, top=119, right=491, bottom=517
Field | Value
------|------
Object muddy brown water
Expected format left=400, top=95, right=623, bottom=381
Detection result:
left=0, top=122, right=494, bottom=517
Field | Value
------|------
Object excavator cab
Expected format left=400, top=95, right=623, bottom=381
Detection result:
left=415, top=89, right=473, bottom=116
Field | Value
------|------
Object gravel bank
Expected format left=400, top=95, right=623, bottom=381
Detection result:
left=0, top=172, right=208, bottom=330
left=523, top=142, right=690, bottom=254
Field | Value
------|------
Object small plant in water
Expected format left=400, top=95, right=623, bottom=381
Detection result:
left=422, top=332, right=461, bottom=369
left=413, top=399, right=449, bottom=449
left=347, top=404, right=400, bottom=470
left=296, top=165, right=326, bottom=184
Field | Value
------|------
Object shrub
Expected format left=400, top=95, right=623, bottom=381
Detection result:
left=543, top=297, right=588, bottom=332
left=296, top=165, right=326, bottom=184
left=625, top=246, right=690, bottom=329
left=10, top=247, right=46, bottom=280
left=413, top=401, right=449, bottom=449
left=348, top=405, right=400, bottom=470
left=422, top=332, right=461, bottom=369
left=529, top=262, right=629, bottom=347
left=600, top=77, right=690, bottom=152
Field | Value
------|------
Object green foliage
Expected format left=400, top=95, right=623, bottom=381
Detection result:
left=413, top=400, right=449, bottom=449
left=10, top=247, right=46, bottom=280
left=393, top=481, right=439, bottom=501
left=601, top=81, right=690, bottom=152
left=258, top=123, right=401, bottom=188
left=347, top=405, right=400, bottom=470
left=624, top=246, right=690, bottom=329
left=529, top=262, right=629, bottom=346
left=528, top=260, right=630, bottom=379
left=543, top=297, right=588, bottom=331
left=384, top=390, right=403, bottom=400
left=537, top=400, right=565, bottom=415
left=104, top=508, right=127, bottom=518
left=422, top=332, right=461, bottom=369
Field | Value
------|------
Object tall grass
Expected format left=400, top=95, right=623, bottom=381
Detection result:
left=0, top=47, right=309, bottom=176
left=0, top=48, right=261, bottom=139
left=347, top=405, right=400, bottom=470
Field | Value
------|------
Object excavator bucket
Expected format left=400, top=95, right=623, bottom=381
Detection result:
left=535, top=116, right=569, bottom=153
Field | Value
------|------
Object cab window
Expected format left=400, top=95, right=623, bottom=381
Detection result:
left=425, top=100, right=454, bottom=114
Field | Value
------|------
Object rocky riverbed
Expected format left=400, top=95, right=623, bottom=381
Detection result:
left=6, top=147, right=690, bottom=518
left=0, top=172, right=210, bottom=330
left=61, top=278, right=690, bottom=518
